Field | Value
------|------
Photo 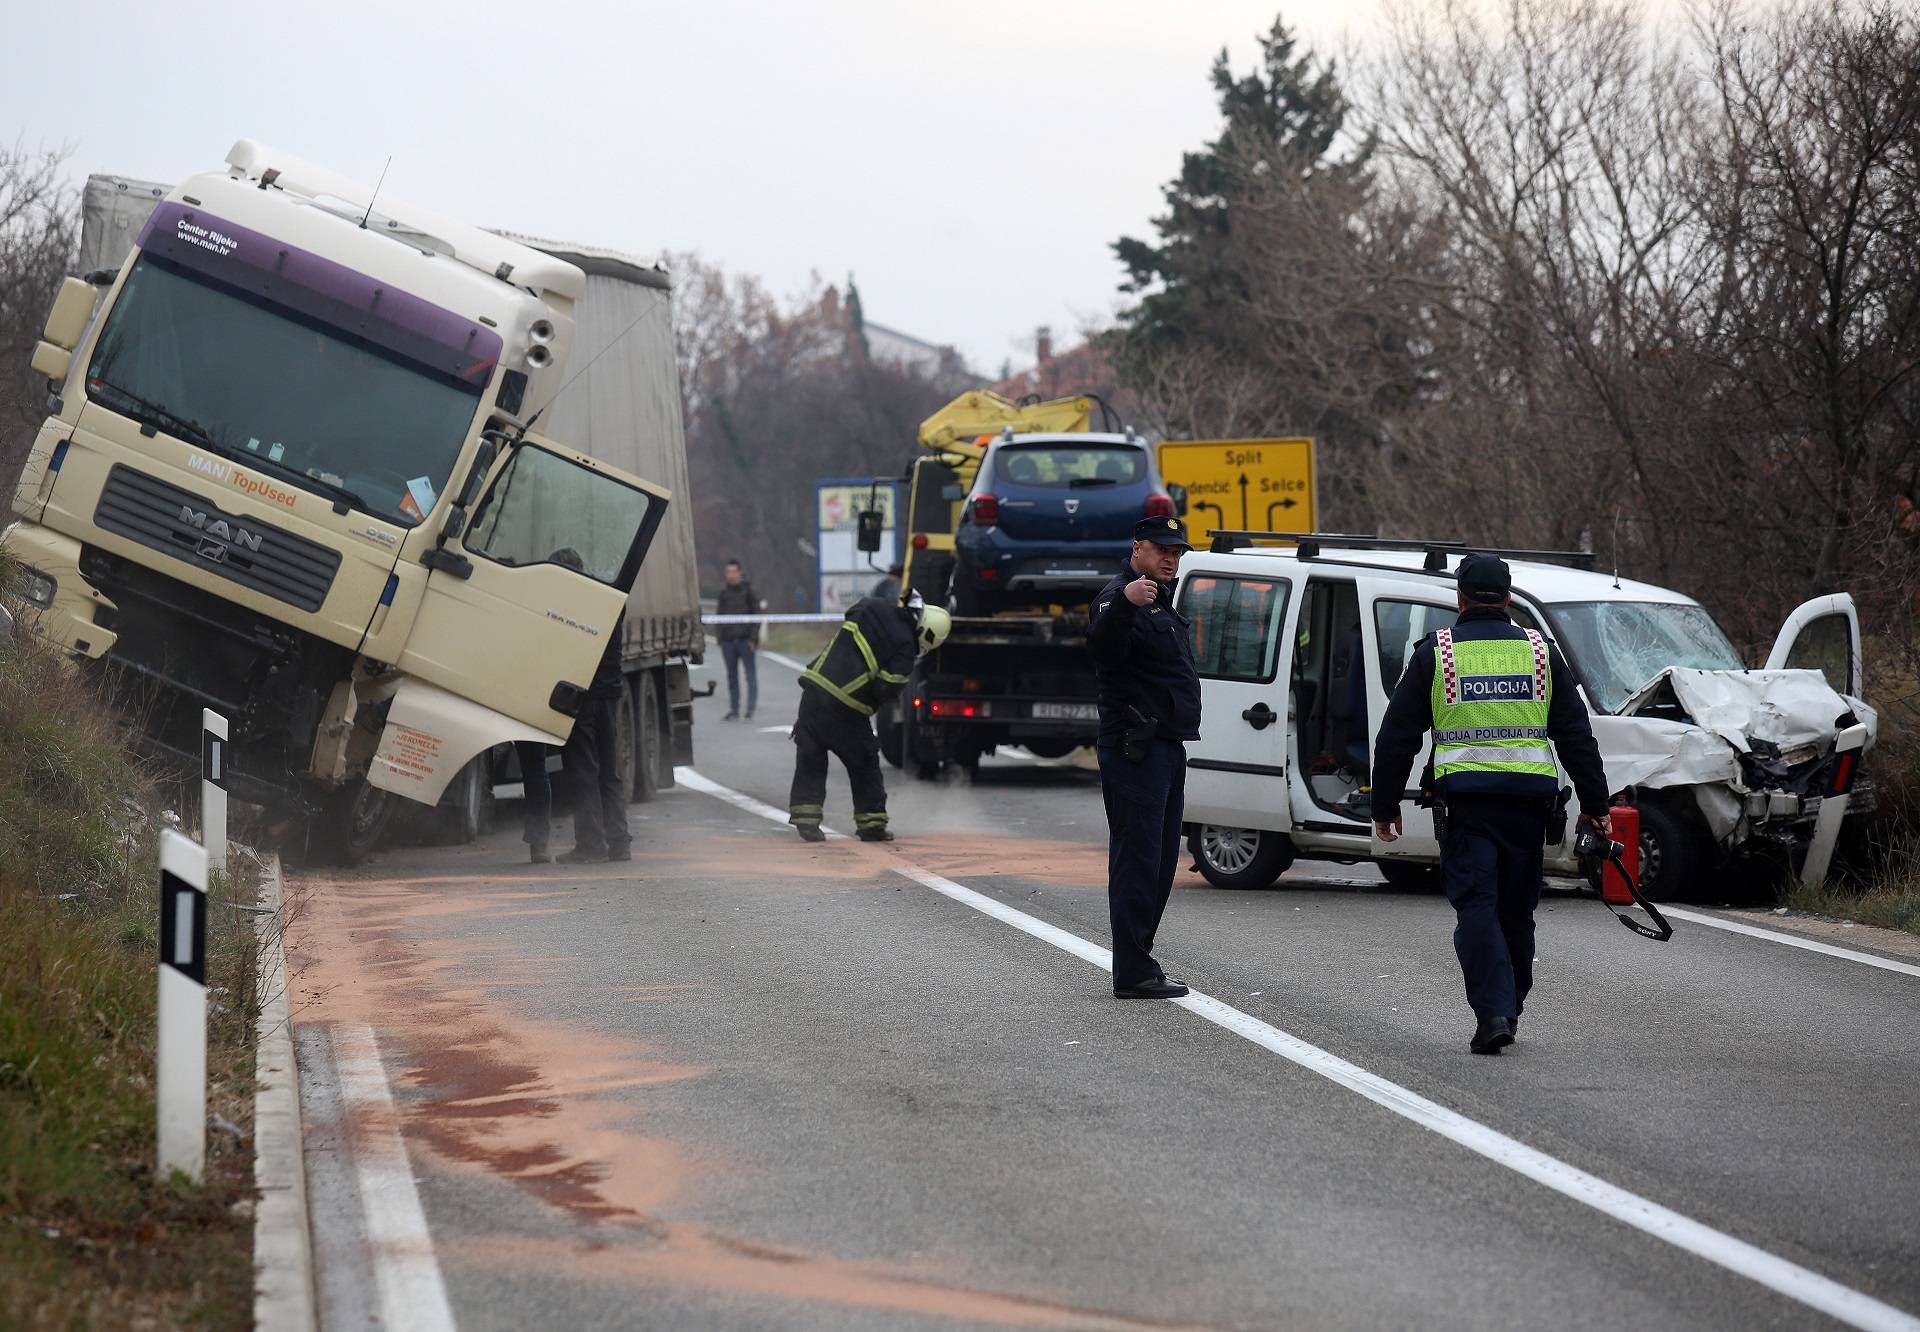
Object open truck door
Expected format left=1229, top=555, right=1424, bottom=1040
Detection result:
left=370, top=435, right=669, bottom=804
left=1763, top=593, right=1864, bottom=701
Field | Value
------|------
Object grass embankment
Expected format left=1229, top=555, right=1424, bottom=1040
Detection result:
left=1785, top=657, right=1920, bottom=936
left=0, top=600, right=259, bottom=1328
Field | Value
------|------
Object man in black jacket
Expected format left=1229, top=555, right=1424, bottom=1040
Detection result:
left=788, top=595, right=949, bottom=843
left=1087, top=516, right=1201, bottom=1000
left=714, top=558, right=761, bottom=721
left=1371, top=554, right=1611, bottom=1052
left=560, top=609, right=631, bottom=864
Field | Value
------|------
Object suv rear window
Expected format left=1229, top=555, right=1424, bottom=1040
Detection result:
left=992, top=446, right=1145, bottom=488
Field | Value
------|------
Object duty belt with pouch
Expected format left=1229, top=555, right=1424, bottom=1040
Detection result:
left=1122, top=705, right=1158, bottom=763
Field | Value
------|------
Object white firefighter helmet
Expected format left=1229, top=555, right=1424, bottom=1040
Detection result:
left=916, top=605, right=952, bottom=654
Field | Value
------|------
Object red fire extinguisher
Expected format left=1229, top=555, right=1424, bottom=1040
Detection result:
left=1601, top=803, right=1640, bottom=906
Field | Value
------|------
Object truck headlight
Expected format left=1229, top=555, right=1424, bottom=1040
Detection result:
left=16, top=567, right=56, bottom=609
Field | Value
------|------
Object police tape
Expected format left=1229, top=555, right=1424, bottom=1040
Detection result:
left=704, top=613, right=848, bottom=624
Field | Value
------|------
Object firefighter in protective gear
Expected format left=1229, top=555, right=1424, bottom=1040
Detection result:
left=1370, top=553, right=1610, bottom=1055
left=788, top=596, right=946, bottom=843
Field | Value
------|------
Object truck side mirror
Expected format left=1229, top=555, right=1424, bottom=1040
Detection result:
left=32, top=277, right=100, bottom=386
left=856, top=509, right=883, bottom=553
left=41, top=278, right=95, bottom=350
left=1168, top=482, right=1189, bottom=517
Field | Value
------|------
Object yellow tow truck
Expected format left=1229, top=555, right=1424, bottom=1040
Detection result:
left=871, top=389, right=1161, bottom=777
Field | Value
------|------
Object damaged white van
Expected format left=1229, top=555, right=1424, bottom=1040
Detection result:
left=1177, top=535, right=1875, bottom=897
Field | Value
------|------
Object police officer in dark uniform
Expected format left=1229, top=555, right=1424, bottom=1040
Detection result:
left=1371, top=554, right=1611, bottom=1053
left=1088, top=516, right=1201, bottom=999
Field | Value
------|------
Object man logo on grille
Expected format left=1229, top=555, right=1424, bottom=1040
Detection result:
left=177, top=505, right=264, bottom=554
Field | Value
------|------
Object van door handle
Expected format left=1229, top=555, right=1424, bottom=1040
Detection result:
left=1241, top=702, right=1277, bottom=730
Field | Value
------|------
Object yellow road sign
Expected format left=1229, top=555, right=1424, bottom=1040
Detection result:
left=1156, top=438, right=1316, bottom=538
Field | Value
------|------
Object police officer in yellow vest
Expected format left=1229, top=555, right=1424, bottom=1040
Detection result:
left=789, top=594, right=951, bottom=843
left=1371, top=554, right=1611, bottom=1054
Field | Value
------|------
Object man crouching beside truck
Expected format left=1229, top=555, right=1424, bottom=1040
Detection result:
left=1371, top=554, right=1611, bottom=1055
left=788, top=595, right=950, bottom=842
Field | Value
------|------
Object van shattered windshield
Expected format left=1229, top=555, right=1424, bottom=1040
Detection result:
left=1546, top=601, right=1744, bottom=713
left=85, top=203, right=501, bottom=528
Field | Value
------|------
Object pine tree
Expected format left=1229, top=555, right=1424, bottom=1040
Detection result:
left=1112, top=16, right=1371, bottom=363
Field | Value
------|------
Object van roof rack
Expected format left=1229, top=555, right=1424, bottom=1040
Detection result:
left=1203, top=531, right=1597, bottom=571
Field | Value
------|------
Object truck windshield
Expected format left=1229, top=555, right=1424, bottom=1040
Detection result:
left=1546, top=601, right=1744, bottom=713
left=86, top=254, right=483, bottom=527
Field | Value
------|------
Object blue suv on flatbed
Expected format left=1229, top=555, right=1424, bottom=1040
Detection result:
left=951, top=432, right=1176, bottom=614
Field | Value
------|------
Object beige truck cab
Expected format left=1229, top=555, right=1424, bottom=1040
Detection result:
left=1174, top=535, right=1873, bottom=898
left=6, top=141, right=670, bottom=859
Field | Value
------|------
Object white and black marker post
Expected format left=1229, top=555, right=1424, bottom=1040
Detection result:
left=158, top=828, right=208, bottom=1182
left=201, top=708, right=228, bottom=874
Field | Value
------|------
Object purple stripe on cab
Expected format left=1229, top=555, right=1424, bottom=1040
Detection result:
left=136, top=201, right=503, bottom=383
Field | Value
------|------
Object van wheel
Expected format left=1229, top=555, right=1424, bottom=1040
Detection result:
left=1189, top=825, right=1294, bottom=890
left=1378, top=861, right=1444, bottom=892
left=1636, top=798, right=1709, bottom=901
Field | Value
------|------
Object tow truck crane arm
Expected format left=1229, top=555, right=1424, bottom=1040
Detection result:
left=916, top=390, right=1093, bottom=458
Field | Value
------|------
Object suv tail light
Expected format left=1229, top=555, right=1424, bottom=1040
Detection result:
left=971, top=494, right=1000, bottom=525
left=1144, top=492, right=1176, bottom=518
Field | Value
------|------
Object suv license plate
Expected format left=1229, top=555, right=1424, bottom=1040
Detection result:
left=1032, top=702, right=1097, bottom=721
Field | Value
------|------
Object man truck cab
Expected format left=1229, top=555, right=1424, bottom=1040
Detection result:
left=1176, top=536, right=1873, bottom=897
left=8, top=141, right=672, bottom=860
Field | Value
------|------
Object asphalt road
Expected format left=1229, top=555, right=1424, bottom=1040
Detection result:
left=288, top=649, right=1920, bottom=1331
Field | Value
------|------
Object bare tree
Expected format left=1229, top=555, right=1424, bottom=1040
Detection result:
left=0, top=143, right=77, bottom=497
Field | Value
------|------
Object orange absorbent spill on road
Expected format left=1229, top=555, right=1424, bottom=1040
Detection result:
left=442, top=1231, right=1220, bottom=1331
left=289, top=870, right=705, bottom=1222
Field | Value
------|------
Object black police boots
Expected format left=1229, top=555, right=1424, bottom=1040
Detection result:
left=1470, top=1015, right=1515, bottom=1054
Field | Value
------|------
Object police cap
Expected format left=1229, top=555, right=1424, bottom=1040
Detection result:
left=1457, top=552, right=1512, bottom=596
left=1133, top=516, right=1194, bottom=549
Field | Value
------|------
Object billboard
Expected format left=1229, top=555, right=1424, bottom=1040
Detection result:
left=815, top=477, right=902, bottom=612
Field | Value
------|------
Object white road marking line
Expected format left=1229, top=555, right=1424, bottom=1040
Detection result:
left=1662, top=906, right=1920, bottom=980
left=673, top=766, right=847, bottom=839
left=331, top=1023, right=458, bottom=1332
left=758, top=724, right=794, bottom=735
left=677, top=767, right=1920, bottom=1332
left=759, top=648, right=809, bottom=672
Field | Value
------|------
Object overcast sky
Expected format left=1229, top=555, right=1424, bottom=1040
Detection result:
left=5, top=0, right=1395, bottom=375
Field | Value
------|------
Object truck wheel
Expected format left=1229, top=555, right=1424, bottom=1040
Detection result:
left=436, top=755, right=495, bottom=845
left=901, top=700, right=940, bottom=779
left=1188, top=825, right=1294, bottom=890
left=1378, top=861, right=1444, bottom=892
left=309, top=778, right=394, bottom=866
left=632, top=674, right=664, bottom=802
left=1020, top=739, right=1077, bottom=760
left=1636, top=798, right=1709, bottom=901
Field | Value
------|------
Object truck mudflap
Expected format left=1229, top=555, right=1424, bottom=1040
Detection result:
left=367, top=678, right=564, bottom=806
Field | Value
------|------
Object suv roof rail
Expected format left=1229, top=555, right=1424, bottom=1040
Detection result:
left=1202, top=530, right=1597, bottom=571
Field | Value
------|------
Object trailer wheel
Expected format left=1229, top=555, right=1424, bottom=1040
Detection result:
left=632, top=673, right=664, bottom=802
left=1188, top=825, right=1294, bottom=890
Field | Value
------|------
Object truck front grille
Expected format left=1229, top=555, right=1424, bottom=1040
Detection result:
left=94, top=464, right=342, bottom=613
